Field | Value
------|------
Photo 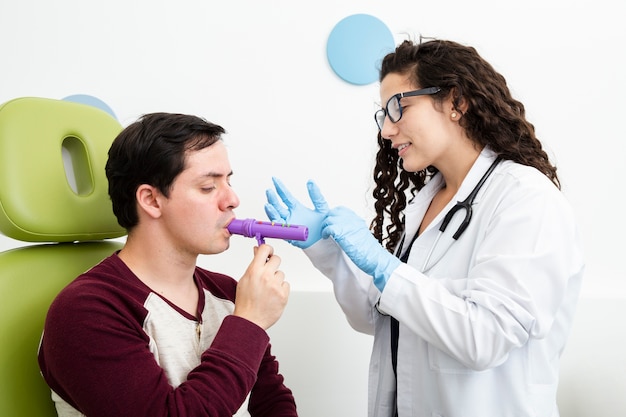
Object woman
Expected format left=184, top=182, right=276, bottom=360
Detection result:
left=266, top=38, right=584, bottom=417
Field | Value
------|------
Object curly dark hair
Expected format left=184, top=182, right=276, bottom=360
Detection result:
left=371, top=38, right=560, bottom=251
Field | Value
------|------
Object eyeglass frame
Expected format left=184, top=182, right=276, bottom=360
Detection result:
left=374, top=86, right=442, bottom=131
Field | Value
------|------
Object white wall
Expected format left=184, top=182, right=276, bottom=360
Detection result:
left=2, top=0, right=623, bottom=297
left=1, top=1, right=625, bottom=415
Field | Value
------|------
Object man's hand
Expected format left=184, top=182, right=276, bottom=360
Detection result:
left=233, top=244, right=289, bottom=330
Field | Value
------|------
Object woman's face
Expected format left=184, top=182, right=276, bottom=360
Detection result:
left=378, top=73, right=458, bottom=173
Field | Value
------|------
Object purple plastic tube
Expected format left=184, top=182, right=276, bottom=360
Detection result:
left=227, top=218, right=309, bottom=246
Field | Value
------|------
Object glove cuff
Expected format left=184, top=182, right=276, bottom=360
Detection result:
left=373, top=255, right=401, bottom=292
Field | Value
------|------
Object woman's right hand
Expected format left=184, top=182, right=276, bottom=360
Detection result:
left=264, top=177, right=329, bottom=249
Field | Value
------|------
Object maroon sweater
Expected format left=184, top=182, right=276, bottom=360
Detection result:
left=38, top=253, right=297, bottom=417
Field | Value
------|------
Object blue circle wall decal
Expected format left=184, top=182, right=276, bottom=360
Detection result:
left=62, top=94, right=117, bottom=120
left=326, top=14, right=395, bottom=85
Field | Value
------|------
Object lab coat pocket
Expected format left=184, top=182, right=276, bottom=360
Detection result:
left=427, top=344, right=473, bottom=374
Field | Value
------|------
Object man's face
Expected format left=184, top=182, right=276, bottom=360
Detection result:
left=158, top=141, right=240, bottom=256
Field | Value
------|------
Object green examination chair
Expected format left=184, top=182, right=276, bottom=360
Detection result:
left=0, top=97, right=126, bottom=416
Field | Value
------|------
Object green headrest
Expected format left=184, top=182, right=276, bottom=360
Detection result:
left=0, top=97, right=126, bottom=242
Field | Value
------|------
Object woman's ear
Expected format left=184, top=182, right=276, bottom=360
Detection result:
left=136, top=184, right=162, bottom=219
left=457, top=95, right=469, bottom=114
left=449, top=87, right=468, bottom=119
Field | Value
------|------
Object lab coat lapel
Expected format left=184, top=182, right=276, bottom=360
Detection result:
left=404, top=149, right=499, bottom=272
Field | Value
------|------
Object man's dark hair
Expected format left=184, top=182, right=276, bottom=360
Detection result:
left=105, top=112, right=225, bottom=229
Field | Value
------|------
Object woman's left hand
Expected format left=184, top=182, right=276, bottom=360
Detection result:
left=322, top=206, right=401, bottom=291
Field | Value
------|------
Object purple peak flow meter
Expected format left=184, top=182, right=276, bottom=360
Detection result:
left=227, top=218, right=309, bottom=246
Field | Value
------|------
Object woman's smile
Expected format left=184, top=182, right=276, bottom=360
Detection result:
left=396, top=142, right=411, bottom=157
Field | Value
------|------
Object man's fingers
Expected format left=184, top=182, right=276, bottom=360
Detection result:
left=253, top=244, right=274, bottom=265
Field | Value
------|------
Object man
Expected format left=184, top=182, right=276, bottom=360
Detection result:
left=38, top=112, right=298, bottom=417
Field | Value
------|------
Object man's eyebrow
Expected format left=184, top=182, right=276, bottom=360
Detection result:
left=203, top=170, right=233, bottom=178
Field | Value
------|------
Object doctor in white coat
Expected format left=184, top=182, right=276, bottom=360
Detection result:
left=266, top=38, right=584, bottom=417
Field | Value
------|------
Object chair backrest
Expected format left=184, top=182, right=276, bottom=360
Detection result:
left=0, top=97, right=126, bottom=416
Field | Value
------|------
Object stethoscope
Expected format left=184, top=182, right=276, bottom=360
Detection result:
left=420, top=156, right=502, bottom=271
left=439, top=156, right=502, bottom=240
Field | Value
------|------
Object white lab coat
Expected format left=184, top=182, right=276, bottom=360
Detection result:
left=304, top=148, right=584, bottom=417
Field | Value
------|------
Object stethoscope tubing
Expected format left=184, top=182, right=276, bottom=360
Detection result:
left=439, top=157, right=502, bottom=239
left=421, top=156, right=502, bottom=271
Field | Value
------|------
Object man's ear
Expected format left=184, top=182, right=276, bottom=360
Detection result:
left=136, top=184, right=162, bottom=219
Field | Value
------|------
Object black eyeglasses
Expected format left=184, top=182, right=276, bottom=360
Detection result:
left=374, top=87, right=441, bottom=131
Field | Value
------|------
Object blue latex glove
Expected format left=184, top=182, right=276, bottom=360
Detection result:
left=264, top=177, right=329, bottom=249
left=321, top=206, right=401, bottom=292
